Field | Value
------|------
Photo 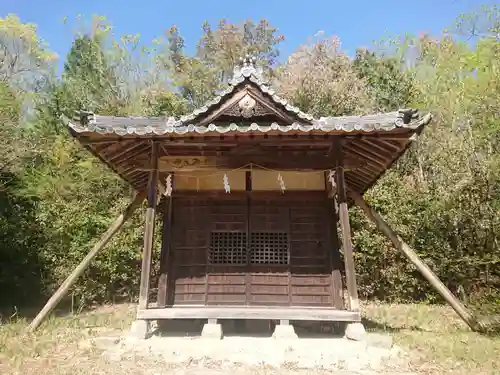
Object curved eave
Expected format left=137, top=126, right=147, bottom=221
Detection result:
left=66, top=124, right=151, bottom=192
left=64, top=111, right=431, bottom=137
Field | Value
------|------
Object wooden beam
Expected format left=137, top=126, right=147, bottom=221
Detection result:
left=247, top=86, right=300, bottom=124
left=198, top=89, right=247, bottom=126
left=138, top=142, right=160, bottom=310
left=113, top=144, right=151, bottom=167
left=27, top=191, right=146, bottom=332
left=162, top=135, right=336, bottom=146
left=107, top=141, right=147, bottom=163
left=345, top=133, right=414, bottom=141
left=350, top=139, right=394, bottom=161
left=360, top=138, right=399, bottom=157
left=377, top=138, right=404, bottom=152
left=349, top=190, right=482, bottom=332
left=345, top=169, right=371, bottom=184
left=137, top=306, right=361, bottom=321
left=343, top=145, right=387, bottom=169
left=133, top=154, right=367, bottom=172
left=335, top=141, right=360, bottom=312
left=224, top=155, right=367, bottom=171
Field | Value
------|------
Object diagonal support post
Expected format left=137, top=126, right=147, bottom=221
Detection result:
left=349, top=189, right=482, bottom=332
left=27, top=191, right=147, bottom=332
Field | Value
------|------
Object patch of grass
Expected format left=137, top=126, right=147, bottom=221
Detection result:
left=362, top=302, right=500, bottom=375
left=1, top=302, right=498, bottom=374
left=0, top=303, right=135, bottom=375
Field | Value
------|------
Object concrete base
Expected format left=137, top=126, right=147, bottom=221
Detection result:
left=129, top=320, right=149, bottom=339
left=272, top=324, right=298, bottom=340
left=344, top=322, right=366, bottom=341
left=201, top=323, right=223, bottom=339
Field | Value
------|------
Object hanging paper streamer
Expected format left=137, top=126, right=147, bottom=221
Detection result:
left=328, top=170, right=338, bottom=214
left=334, top=196, right=339, bottom=214
left=164, top=174, right=172, bottom=197
left=328, top=170, right=336, bottom=189
left=277, top=172, right=286, bottom=193
left=223, top=173, right=231, bottom=193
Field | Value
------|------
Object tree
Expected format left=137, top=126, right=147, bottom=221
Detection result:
left=0, top=16, right=56, bottom=310
left=61, top=32, right=127, bottom=115
left=275, top=36, right=374, bottom=117
left=353, top=49, right=415, bottom=112
left=0, top=81, right=21, bottom=177
left=0, top=14, right=55, bottom=89
left=161, top=19, right=285, bottom=107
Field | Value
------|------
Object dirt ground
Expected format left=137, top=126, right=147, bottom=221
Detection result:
left=1, top=302, right=499, bottom=375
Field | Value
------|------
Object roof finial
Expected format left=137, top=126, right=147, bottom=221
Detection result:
left=241, top=54, right=256, bottom=68
left=230, top=54, right=264, bottom=85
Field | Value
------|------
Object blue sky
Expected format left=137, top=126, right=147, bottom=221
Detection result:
left=0, top=0, right=489, bottom=71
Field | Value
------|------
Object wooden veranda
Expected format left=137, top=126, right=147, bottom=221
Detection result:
left=28, top=56, right=481, bottom=338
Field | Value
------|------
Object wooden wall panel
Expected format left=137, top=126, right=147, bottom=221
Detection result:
left=170, top=197, right=209, bottom=305
left=289, top=198, right=334, bottom=307
left=173, top=266, right=206, bottom=305
left=167, top=192, right=343, bottom=308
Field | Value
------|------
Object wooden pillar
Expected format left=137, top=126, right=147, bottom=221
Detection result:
left=157, top=179, right=173, bottom=308
left=28, top=191, right=146, bottom=332
left=138, top=141, right=159, bottom=310
left=350, top=190, right=482, bottom=332
left=325, top=172, right=344, bottom=309
left=335, top=141, right=360, bottom=312
left=329, top=199, right=345, bottom=309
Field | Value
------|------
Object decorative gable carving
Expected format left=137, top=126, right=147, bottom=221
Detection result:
left=222, top=93, right=274, bottom=118
left=238, top=94, right=257, bottom=118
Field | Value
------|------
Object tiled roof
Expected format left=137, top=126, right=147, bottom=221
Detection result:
left=65, top=109, right=431, bottom=136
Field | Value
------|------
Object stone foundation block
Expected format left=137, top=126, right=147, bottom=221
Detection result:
left=272, top=324, right=298, bottom=340
left=344, top=322, right=366, bottom=341
left=201, top=323, right=223, bottom=339
left=128, top=320, right=149, bottom=339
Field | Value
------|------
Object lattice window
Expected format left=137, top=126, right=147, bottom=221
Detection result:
left=209, top=232, right=247, bottom=265
left=250, top=232, right=289, bottom=265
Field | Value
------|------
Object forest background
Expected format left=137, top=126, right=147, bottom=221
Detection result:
left=1, top=4, right=499, bottom=319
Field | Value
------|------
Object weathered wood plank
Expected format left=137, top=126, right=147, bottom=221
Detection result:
left=138, top=142, right=160, bottom=310
left=133, top=154, right=366, bottom=172
left=328, top=198, right=345, bottom=309
left=137, top=306, right=361, bottom=321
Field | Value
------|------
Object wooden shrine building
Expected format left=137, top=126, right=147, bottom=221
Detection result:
left=30, top=56, right=478, bottom=337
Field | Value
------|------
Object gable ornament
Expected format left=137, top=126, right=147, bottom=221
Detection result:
left=238, top=94, right=257, bottom=118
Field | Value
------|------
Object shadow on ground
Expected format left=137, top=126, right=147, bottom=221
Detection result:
left=157, top=319, right=348, bottom=339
